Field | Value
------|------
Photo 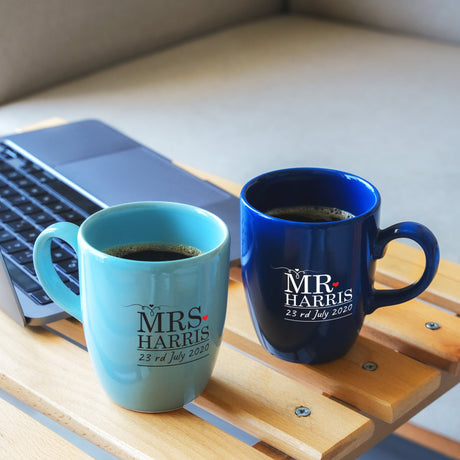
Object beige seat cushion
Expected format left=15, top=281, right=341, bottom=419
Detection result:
left=1, top=14, right=459, bottom=262
left=0, top=0, right=280, bottom=104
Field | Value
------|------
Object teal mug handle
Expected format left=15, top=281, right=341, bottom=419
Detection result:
left=33, top=222, right=82, bottom=322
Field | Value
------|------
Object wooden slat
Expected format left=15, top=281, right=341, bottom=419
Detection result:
left=46, top=317, right=86, bottom=346
left=0, top=313, right=268, bottom=460
left=225, top=281, right=441, bottom=423
left=196, top=345, right=373, bottom=460
left=340, top=370, right=460, bottom=460
left=362, top=292, right=460, bottom=375
left=253, top=442, right=291, bottom=460
left=175, top=162, right=242, bottom=198
left=12, top=117, right=68, bottom=134
left=0, top=396, right=91, bottom=459
left=376, top=241, right=460, bottom=315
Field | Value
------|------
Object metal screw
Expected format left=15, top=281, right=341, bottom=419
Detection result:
left=295, top=406, right=311, bottom=417
left=362, top=361, right=378, bottom=371
left=425, top=322, right=441, bottom=330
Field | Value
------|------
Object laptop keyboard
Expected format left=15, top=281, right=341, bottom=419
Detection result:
left=0, top=143, right=102, bottom=305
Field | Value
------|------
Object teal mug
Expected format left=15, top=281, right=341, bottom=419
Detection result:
left=33, top=201, right=230, bottom=412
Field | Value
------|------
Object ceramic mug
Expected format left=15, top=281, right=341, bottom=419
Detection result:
left=240, top=168, right=439, bottom=364
left=33, top=201, right=230, bottom=412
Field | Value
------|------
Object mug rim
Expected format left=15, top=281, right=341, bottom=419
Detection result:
left=241, top=167, right=381, bottom=226
left=78, top=201, right=230, bottom=265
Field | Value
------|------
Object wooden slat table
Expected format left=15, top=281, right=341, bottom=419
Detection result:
left=1, top=132, right=459, bottom=458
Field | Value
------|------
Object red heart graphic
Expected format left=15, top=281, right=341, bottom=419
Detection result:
left=202, top=315, right=208, bottom=321
left=332, top=282, right=339, bottom=287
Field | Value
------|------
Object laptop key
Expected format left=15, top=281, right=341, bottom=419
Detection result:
left=5, top=259, right=41, bottom=293
left=57, top=258, right=78, bottom=275
left=23, top=183, right=47, bottom=197
left=0, top=227, right=15, bottom=243
left=0, top=188, right=19, bottom=200
left=2, top=147, right=18, bottom=159
left=1, top=238, right=28, bottom=254
left=0, top=162, right=13, bottom=174
left=16, top=201, right=42, bottom=215
left=29, top=210, right=55, bottom=226
left=23, top=262, right=36, bottom=276
left=0, top=209, right=22, bottom=223
left=18, top=228, right=40, bottom=243
left=36, top=193, right=58, bottom=206
left=30, top=289, right=52, bottom=305
left=21, top=160, right=38, bottom=174
left=47, top=201, right=71, bottom=214
left=65, top=280, right=79, bottom=295
left=4, top=170, right=22, bottom=181
left=51, top=247, right=72, bottom=263
left=29, top=169, right=56, bottom=183
left=9, top=175, right=33, bottom=188
left=47, top=180, right=101, bottom=215
left=59, top=209, right=85, bottom=224
left=7, top=194, right=29, bottom=206
left=7, top=220, right=34, bottom=233
left=12, top=249, right=34, bottom=265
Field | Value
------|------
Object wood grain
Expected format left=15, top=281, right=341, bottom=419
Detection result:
left=362, top=291, right=460, bottom=375
left=375, top=241, right=460, bottom=315
left=196, top=345, right=373, bottom=460
left=0, top=313, right=268, bottom=460
left=0, top=396, right=92, bottom=459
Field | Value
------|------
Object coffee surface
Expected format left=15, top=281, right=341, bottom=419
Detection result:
left=104, top=242, right=201, bottom=261
left=266, top=205, right=354, bottom=223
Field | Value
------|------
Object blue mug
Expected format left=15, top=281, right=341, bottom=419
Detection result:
left=240, top=168, right=439, bottom=364
left=33, top=201, right=230, bottom=412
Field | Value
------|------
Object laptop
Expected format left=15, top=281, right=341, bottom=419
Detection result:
left=0, top=119, right=240, bottom=326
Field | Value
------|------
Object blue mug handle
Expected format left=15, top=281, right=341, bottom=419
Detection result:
left=368, top=221, right=439, bottom=313
left=33, top=222, right=82, bottom=322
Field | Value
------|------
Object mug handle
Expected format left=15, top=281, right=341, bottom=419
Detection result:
left=367, top=221, right=439, bottom=313
left=33, top=222, right=82, bottom=322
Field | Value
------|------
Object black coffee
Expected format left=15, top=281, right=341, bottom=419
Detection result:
left=104, top=242, right=201, bottom=261
left=266, top=205, right=354, bottom=223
